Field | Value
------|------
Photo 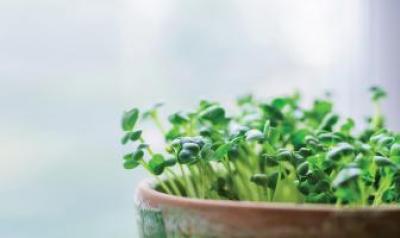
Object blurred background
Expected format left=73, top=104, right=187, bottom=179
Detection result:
left=1, top=0, right=399, bottom=237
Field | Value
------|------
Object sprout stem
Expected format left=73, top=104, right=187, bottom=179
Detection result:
left=166, top=169, right=183, bottom=197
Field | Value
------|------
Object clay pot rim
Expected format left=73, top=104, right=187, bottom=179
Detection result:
left=137, top=179, right=400, bottom=212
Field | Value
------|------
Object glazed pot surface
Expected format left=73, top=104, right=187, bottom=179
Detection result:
left=136, top=179, right=400, bottom=238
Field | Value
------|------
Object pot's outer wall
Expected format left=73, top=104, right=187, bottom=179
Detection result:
left=136, top=180, right=400, bottom=238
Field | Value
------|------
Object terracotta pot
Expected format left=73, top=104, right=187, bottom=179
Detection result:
left=136, top=179, right=400, bottom=238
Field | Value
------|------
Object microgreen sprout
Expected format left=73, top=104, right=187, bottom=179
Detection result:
left=121, top=87, right=400, bottom=206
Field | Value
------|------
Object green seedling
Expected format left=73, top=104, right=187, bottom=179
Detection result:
left=120, top=86, right=400, bottom=206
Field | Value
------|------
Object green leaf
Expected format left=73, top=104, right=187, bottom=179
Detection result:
left=130, top=130, right=142, bottom=141
left=142, top=103, right=164, bottom=119
left=315, top=180, right=330, bottom=193
left=370, top=86, right=387, bottom=102
left=382, top=188, right=397, bottom=203
left=122, top=108, right=139, bottom=131
left=236, top=94, right=253, bottom=106
left=377, top=136, right=395, bottom=148
left=165, top=126, right=181, bottom=141
left=123, top=150, right=144, bottom=163
left=277, top=149, right=293, bottom=161
left=178, top=149, right=194, bottom=164
left=168, top=112, right=189, bottom=125
left=297, top=162, right=309, bottom=176
left=260, top=104, right=284, bottom=121
left=123, top=153, right=133, bottom=161
left=313, top=100, right=332, bottom=120
left=182, top=142, right=200, bottom=154
left=213, top=143, right=232, bottom=161
left=250, top=174, right=268, bottom=186
left=265, top=172, right=279, bottom=189
left=374, top=156, right=394, bottom=167
left=245, top=129, right=264, bottom=142
left=229, top=124, right=249, bottom=138
left=198, top=100, right=214, bottom=110
left=200, top=143, right=214, bottom=161
left=318, top=132, right=341, bottom=145
left=340, top=118, right=355, bottom=135
left=297, top=182, right=310, bottom=195
left=304, top=100, right=333, bottom=128
left=290, top=129, right=308, bottom=147
left=199, top=105, right=226, bottom=124
left=271, top=98, right=288, bottom=110
left=121, top=133, right=130, bottom=145
left=298, top=148, right=312, bottom=158
left=370, top=134, right=385, bottom=145
left=332, top=168, right=361, bottom=188
left=199, top=126, right=212, bottom=137
left=164, top=156, right=177, bottom=167
left=327, top=143, right=355, bottom=161
left=123, top=159, right=139, bottom=169
left=390, top=143, right=400, bottom=157
left=121, top=130, right=142, bottom=144
left=318, top=113, right=339, bottom=131
left=262, top=155, right=279, bottom=167
left=149, top=154, right=165, bottom=175
left=251, top=173, right=280, bottom=190
left=133, top=150, right=145, bottom=161
left=137, top=144, right=149, bottom=150
left=306, top=170, right=325, bottom=185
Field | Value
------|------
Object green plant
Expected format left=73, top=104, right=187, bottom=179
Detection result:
left=121, top=87, right=400, bottom=206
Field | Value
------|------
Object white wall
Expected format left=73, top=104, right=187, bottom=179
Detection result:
left=371, top=0, right=400, bottom=130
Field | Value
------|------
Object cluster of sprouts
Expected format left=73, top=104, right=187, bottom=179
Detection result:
left=121, top=87, right=400, bottom=206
